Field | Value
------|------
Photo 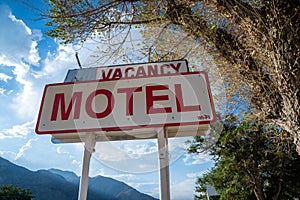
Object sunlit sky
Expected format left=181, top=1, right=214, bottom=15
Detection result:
left=0, top=1, right=217, bottom=199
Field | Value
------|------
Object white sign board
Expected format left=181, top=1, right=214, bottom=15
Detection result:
left=64, top=60, right=189, bottom=82
left=36, top=72, right=216, bottom=135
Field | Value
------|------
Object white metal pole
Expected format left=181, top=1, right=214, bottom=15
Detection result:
left=78, top=133, right=96, bottom=200
left=157, top=128, right=171, bottom=200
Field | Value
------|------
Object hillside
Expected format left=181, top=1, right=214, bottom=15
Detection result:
left=0, top=157, right=157, bottom=200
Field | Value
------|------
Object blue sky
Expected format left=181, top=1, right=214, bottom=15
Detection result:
left=0, top=1, right=224, bottom=199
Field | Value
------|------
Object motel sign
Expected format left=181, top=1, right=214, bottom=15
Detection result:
left=36, top=72, right=215, bottom=135
left=35, top=60, right=216, bottom=200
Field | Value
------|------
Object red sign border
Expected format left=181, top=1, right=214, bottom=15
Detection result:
left=35, top=72, right=216, bottom=135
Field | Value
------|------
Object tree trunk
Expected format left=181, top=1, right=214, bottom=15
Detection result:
left=276, top=75, right=300, bottom=154
left=273, top=10, right=300, bottom=153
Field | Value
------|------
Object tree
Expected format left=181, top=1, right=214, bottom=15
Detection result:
left=0, top=184, right=35, bottom=200
left=42, top=0, right=300, bottom=152
left=187, top=116, right=300, bottom=200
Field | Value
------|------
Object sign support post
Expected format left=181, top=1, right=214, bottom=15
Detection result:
left=78, top=133, right=96, bottom=200
left=157, top=128, right=171, bottom=200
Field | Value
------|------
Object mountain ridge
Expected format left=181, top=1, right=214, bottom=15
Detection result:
left=0, top=157, right=157, bottom=200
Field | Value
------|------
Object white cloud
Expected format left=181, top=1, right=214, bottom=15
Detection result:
left=11, top=66, right=37, bottom=119
left=36, top=44, right=76, bottom=79
left=119, top=141, right=157, bottom=159
left=7, top=89, right=13, bottom=95
left=94, top=138, right=186, bottom=163
left=8, top=12, right=32, bottom=35
left=15, top=138, right=38, bottom=160
left=0, top=120, right=35, bottom=139
left=91, top=140, right=161, bottom=173
left=0, top=5, right=42, bottom=119
left=93, top=168, right=105, bottom=176
left=10, top=43, right=79, bottom=120
left=0, top=87, right=6, bottom=95
left=0, top=5, right=41, bottom=66
left=56, top=146, right=82, bottom=169
left=28, top=41, right=41, bottom=65
left=167, top=137, right=191, bottom=164
left=0, top=150, right=17, bottom=160
left=72, top=159, right=81, bottom=168
left=57, top=146, right=69, bottom=155
left=93, top=142, right=128, bottom=162
left=148, top=186, right=160, bottom=199
left=92, top=137, right=199, bottom=173
left=10, top=44, right=79, bottom=119
left=127, top=181, right=158, bottom=193
left=186, top=171, right=207, bottom=178
left=9, top=137, right=84, bottom=174
left=0, top=72, right=12, bottom=82
left=183, top=152, right=211, bottom=165
left=111, top=174, right=139, bottom=182
left=171, top=179, right=196, bottom=200
left=93, top=140, right=157, bottom=162
left=131, top=180, right=157, bottom=187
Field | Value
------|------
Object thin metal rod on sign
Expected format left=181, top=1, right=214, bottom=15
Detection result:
left=75, top=52, right=82, bottom=69
left=78, top=133, right=96, bottom=200
left=157, top=128, right=171, bottom=200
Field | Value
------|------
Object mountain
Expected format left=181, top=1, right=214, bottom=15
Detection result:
left=0, top=157, right=157, bottom=200
left=48, top=169, right=79, bottom=183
